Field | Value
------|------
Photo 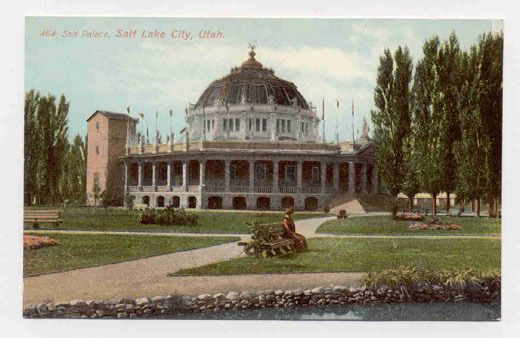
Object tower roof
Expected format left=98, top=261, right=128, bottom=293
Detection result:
left=86, top=110, right=138, bottom=122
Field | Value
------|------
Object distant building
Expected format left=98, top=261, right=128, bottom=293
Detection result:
left=86, top=48, right=379, bottom=210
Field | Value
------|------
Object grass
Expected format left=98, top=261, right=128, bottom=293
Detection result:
left=23, top=233, right=239, bottom=277
left=317, top=215, right=501, bottom=236
left=24, top=207, right=325, bottom=234
left=172, top=237, right=500, bottom=276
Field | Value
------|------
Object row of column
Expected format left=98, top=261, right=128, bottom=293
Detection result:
left=125, top=159, right=378, bottom=194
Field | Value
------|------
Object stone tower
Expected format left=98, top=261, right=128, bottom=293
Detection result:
left=86, top=111, right=137, bottom=206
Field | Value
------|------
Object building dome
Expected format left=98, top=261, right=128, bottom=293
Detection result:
left=195, top=49, right=310, bottom=110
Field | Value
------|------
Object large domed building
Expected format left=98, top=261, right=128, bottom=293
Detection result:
left=86, top=47, right=379, bottom=211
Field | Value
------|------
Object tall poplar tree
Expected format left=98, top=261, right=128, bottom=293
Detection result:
left=437, top=33, right=462, bottom=212
left=371, top=47, right=413, bottom=216
left=454, top=46, right=486, bottom=216
left=411, top=37, right=444, bottom=216
left=478, top=32, right=503, bottom=217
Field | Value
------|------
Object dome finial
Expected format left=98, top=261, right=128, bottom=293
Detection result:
left=248, top=41, right=257, bottom=58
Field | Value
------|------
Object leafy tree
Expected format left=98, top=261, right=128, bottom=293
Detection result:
left=411, top=37, right=444, bottom=216
left=100, top=190, right=114, bottom=213
left=437, top=33, right=462, bottom=212
left=478, top=32, right=503, bottom=217
left=371, top=47, right=413, bottom=215
left=125, top=192, right=136, bottom=210
left=454, top=46, right=486, bottom=217
left=24, top=90, right=41, bottom=205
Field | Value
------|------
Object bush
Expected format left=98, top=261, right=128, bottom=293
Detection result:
left=139, top=207, right=199, bottom=226
left=363, top=266, right=500, bottom=295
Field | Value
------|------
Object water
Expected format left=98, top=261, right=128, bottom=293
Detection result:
left=169, top=302, right=500, bottom=321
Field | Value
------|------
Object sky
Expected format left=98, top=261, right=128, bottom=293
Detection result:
left=25, top=17, right=501, bottom=142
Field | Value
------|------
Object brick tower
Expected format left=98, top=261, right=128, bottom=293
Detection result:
left=86, top=111, right=137, bottom=206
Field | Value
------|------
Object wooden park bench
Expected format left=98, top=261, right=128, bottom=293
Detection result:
left=24, top=209, right=63, bottom=229
left=238, top=222, right=296, bottom=258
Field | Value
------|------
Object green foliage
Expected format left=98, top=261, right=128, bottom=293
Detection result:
left=24, top=90, right=86, bottom=205
left=371, top=47, right=413, bottom=212
left=125, top=193, right=136, bottom=210
left=100, top=190, right=115, bottom=210
left=139, top=207, right=199, bottom=226
left=363, top=265, right=500, bottom=291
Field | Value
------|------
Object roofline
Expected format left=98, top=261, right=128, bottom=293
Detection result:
left=86, top=110, right=138, bottom=122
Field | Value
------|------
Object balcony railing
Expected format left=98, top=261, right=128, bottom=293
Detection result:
left=279, top=186, right=298, bottom=193
left=204, top=185, right=225, bottom=192
left=303, top=186, right=321, bottom=194
left=255, top=186, right=273, bottom=193
left=230, top=185, right=249, bottom=192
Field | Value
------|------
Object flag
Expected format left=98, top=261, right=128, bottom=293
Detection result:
left=169, top=109, right=173, bottom=117
left=155, top=110, right=158, bottom=118
left=336, top=99, right=340, bottom=108
left=126, top=107, right=130, bottom=114
left=139, top=112, right=144, bottom=119
left=352, top=99, right=355, bottom=116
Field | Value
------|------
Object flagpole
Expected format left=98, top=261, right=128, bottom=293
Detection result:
left=155, top=110, right=159, bottom=144
left=126, top=107, right=130, bottom=147
left=169, top=109, right=173, bottom=144
left=335, top=99, right=339, bottom=145
left=352, top=99, right=355, bottom=147
left=321, top=96, right=326, bottom=143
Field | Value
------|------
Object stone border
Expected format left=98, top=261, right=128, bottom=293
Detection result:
left=23, top=282, right=500, bottom=319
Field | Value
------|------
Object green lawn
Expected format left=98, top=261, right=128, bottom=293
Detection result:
left=24, top=207, right=325, bottom=234
left=317, top=215, right=501, bottom=236
left=24, top=233, right=239, bottom=277
left=172, top=237, right=500, bottom=276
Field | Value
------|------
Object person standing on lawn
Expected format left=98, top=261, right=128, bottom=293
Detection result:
left=282, top=208, right=308, bottom=252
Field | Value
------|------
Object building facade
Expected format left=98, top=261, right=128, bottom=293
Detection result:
left=86, top=48, right=379, bottom=210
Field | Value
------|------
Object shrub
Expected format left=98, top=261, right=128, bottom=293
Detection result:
left=139, top=207, right=199, bottom=226
left=363, top=266, right=500, bottom=294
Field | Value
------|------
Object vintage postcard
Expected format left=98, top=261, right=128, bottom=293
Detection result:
left=23, top=17, right=502, bottom=321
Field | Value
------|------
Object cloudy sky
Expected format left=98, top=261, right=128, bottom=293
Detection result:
left=25, top=17, right=500, bottom=142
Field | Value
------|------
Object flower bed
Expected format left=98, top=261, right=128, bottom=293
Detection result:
left=23, top=235, right=59, bottom=250
left=409, top=221, right=462, bottom=231
left=394, top=213, right=425, bottom=221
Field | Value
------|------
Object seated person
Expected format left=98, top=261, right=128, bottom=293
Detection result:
left=281, top=208, right=307, bottom=252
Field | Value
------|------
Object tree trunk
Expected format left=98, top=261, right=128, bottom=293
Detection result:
left=490, top=196, right=499, bottom=218
left=408, top=196, right=413, bottom=213
left=476, top=198, right=481, bottom=217
left=460, top=199, right=465, bottom=213
left=471, top=199, right=475, bottom=212
left=446, top=192, right=451, bottom=214
left=392, top=196, right=398, bottom=217
left=432, top=194, right=437, bottom=216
